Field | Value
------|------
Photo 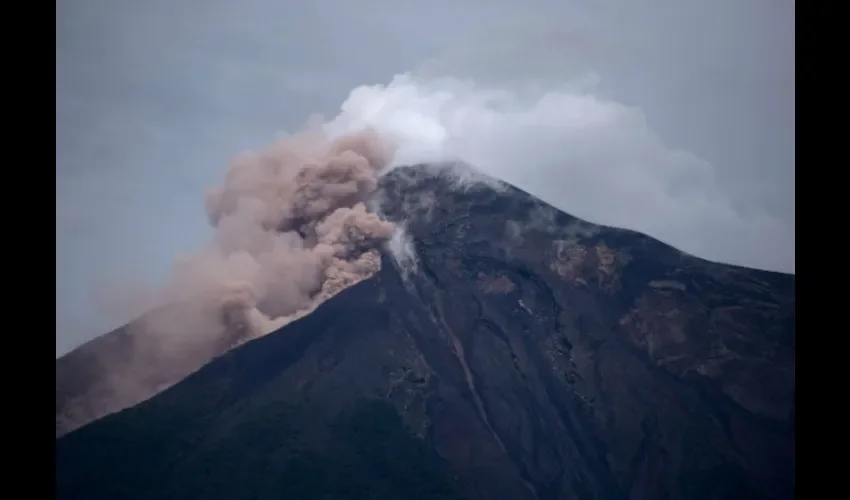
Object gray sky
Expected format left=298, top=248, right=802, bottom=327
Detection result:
left=56, top=0, right=794, bottom=356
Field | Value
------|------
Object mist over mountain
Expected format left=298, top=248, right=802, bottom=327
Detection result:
left=56, top=163, right=794, bottom=500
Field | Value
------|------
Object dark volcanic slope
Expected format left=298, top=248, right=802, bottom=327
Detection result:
left=56, top=164, right=795, bottom=500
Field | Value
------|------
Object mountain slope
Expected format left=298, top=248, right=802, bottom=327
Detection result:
left=56, top=164, right=795, bottom=500
left=56, top=301, right=256, bottom=438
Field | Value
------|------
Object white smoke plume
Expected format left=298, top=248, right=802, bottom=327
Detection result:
left=386, top=222, right=419, bottom=279
left=328, top=74, right=793, bottom=274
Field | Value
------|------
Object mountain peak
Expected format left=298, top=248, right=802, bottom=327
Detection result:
left=57, top=162, right=794, bottom=500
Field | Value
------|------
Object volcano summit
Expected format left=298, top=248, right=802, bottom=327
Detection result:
left=56, top=163, right=794, bottom=500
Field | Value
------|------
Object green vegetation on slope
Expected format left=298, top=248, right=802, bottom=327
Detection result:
left=56, top=399, right=465, bottom=500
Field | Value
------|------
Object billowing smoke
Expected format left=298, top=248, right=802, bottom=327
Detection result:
left=119, top=70, right=794, bottom=353
left=58, top=114, right=412, bottom=438
left=327, top=74, right=794, bottom=274
left=131, top=126, right=397, bottom=352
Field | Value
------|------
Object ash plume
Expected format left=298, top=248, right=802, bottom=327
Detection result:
left=135, top=126, right=397, bottom=353
left=56, top=125, right=401, bottom=438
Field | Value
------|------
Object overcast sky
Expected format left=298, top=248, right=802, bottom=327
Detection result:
left=56, top=0, right=794, bottom=356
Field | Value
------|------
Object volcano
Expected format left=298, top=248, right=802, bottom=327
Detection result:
left=55, top=164, right=794, bottom=500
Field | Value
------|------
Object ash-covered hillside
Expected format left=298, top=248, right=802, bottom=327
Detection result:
left=56, top=164, right=795, bottom=500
